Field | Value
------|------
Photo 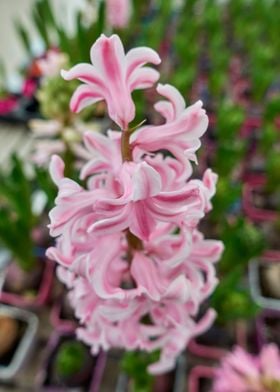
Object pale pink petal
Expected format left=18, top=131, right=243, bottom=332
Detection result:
left=131, top=162, right=162, bottom=201
left=70, top=84, right=103, bottom=113
left=156, top=84, right=186, bottom=120
left=90, top=34, right=133, bottom=128
left=128, top=67, right=160, bottom=91
left=49, top=154, right=65, bottom=186
left=126, top=47, right=161, bottom=78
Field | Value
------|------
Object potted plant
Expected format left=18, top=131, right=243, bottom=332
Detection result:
left=115, top=351, right=187, bottom=392
left=0, top=155, right=54, bottom=307
left=0, top=304, right=38, bottom=380
left=243, top=174, right=279, bottom=222
left=36, top=332, right=105, bottom=391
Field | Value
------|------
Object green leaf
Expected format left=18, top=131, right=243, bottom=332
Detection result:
left=14, top=20, right=32, bottom=56
left=32, top=6, right=50, bottom=48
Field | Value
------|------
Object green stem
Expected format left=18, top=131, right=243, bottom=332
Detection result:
left=121, top=128, right=143, bottom=260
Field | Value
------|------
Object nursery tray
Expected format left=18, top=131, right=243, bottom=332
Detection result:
left=187, top=365, right=215, bottom=392
left=50, top=297, right=77, bottom=333
left=36, top=331, right=106, bottom=391
left=0, top=305, right=38, bottom=380
left=256, top=310, right=280, bottom=348
left=249, top=259, right=280, bottom=310
left=0, top=259, right=54, bottom=308
left=243, top=175, right=279, bottom=222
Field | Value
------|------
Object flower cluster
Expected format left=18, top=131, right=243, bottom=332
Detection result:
left=30, top=49, right=95, bottom=168
left=47, top=34, right=223, bottom=374
left=213, top=345, right=280, bottom=392
left=37, top=49, right=68, bottom=79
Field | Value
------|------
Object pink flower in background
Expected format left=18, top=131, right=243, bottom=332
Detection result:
left=0, top=95, right=18, bottom=114
left=61, top=34, right=161, bottom=128
left=29, top=119, right=97, bottom=167
left=22, top=78, right=37, bottom=98
left=106, top=0, right=131, bottom=29
left=213, top=345, right=280, bottom=392
left=37, top=50, right=68, bottom=78
left=47, top=34, right=223, bottom=374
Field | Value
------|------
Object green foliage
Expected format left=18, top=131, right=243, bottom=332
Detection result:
left=219, top=218, right=265, bottom=274
left=207, top=216, right=264, bottom=323
left=14, top=0, right=106, bottom=64
left=264, top=96, right=280, bottom=123
left=266, top=150, right=280, bottom=191
left=212, top=103, right=246, bottom=175
left=121, top=351, right=160, bottom=392
left=213, top=140, right=245, bottom=177
left=210, top=178, right=241, bottom=221
left=37, top=76, right=78, bottom=122
left=34, top=166, right=56, bottom=210
left=14, top=20, right=32, bottom=57
left=0, top=156, right=36, bottom=270
left=211, top=267, right=260, bottom=323
left=54, top=341, right=88, bottom=378
left=216, top=104, right=246, bottom=141
left=259, top=124, right=279, bottom=154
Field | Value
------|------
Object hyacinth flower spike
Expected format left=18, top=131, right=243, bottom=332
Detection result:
left=48, top=34, right=223, bottom=374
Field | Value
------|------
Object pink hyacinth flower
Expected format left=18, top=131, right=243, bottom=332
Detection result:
left=61, top=34, right=161, bottom=129
left=47, top=34, right=223, bottom=375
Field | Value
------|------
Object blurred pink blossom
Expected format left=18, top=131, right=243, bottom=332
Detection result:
left=106, top=0, right=131, bottom=29
left=37, top=50, right=68, bottom=78
left=0, top=95, right=18, bottom=114
left=213, top=345, right=280, bottom=392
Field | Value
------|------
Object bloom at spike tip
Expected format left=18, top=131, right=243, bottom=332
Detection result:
left=61, top=34, right=161, bottom=129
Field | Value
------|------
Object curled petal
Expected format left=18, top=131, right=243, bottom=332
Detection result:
left=50, top=155, right=65, bottom=186
left=70, top=84, right=103, bottom=113
left=61, top=64, right=104, bottom=87
left=126, top=47, right=161, bottom=78
left=156, top=84, right=185, bottom=120
left=128, top=67, right=160, bottom=91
